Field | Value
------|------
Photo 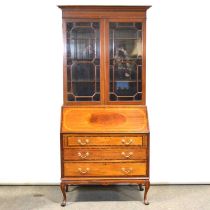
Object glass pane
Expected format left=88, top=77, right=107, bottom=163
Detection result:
left=72, top=63, right=95, bottom=81
left=72, top=82, right=95, bottom=96
left=109, top=22, right=142, bottom=101
left=66, top=22, right=100, bottom=102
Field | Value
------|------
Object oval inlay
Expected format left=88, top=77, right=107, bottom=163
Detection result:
left=89, top=112, right=126, bottom=125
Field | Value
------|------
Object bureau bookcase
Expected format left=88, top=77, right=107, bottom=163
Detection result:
left=58, top=5, right=151, bottom=206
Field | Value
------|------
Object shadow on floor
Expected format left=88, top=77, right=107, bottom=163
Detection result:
left=0, top=185, right=145, bottom=210
left=66, top=185, right=144, bottom=202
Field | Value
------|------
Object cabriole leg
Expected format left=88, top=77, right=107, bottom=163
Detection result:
left=60, top=182, right=67, bottom=207
left=144, top=180, right=150, bottom=205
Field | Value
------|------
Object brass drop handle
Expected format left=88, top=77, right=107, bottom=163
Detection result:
left=121, top=152, right=133, bottom=159
left=121, top=167, right=133, bottom=174
left=78, top=168, right=89, bottom=174
left=78, top=152, right=89, bottom=159
left=121, top=139, right=133, bottom=145
left=77, top=139, right=89, bottom=145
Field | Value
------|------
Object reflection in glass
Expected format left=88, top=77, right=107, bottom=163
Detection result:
left=71, top=63, right=95, bottom=81
left=66, top=22, right=100, bottom=101
left=109, top=22, right=142, bottom=101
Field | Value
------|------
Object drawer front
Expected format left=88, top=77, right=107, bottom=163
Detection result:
left=63, top=148, right=146, bottom=161
left=64, top=162, right=147, bottom=177
left=64, top=136, right=145, bottom=146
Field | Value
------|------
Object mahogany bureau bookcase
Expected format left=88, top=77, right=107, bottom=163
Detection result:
left=58, top=5, right=151, bottom=207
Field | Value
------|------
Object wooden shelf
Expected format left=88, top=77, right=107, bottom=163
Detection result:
left=67, top=38, right=99, bottom=40
left=110, top=38, right=140, bottom=40
left=68, top=80, right=100, bottom=83
left=113, top=80, right=137, bottom=82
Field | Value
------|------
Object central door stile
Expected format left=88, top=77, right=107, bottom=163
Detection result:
left=100, top=19, right=106, bottom=105
left=103, top=19, right=109, bottom=105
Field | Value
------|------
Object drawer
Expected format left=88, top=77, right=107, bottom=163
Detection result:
left=64, top=162, right=147, bottom=177
left=63, top=148, right=147, bottom=161
left=64, top=136, right=144, bottom=146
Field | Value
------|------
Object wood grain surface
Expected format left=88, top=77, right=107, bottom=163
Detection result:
left=64, top=162, right=147, bottom=177
left=61, top=106, right=149, bottom=133
left=63, top=148, right=147, bottom=161
left=64, top=135, right=145, bottom=146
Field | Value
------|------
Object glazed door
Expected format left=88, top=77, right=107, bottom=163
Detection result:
left=64, top=20, right=103, bottom=104
left=106, top=20, right=145, bottom=104
left=63, top=19, right=146, bottom=105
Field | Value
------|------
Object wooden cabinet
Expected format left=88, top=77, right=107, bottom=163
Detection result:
left=59, top=5, right=151, bottom=206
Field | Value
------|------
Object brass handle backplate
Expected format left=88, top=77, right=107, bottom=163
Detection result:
left=121, top=139, right=133, bottom=145
left=121, top=167, right=133, bottom=174
left=77, top=139, right=89, bottom=145
left=78, top=168, right=90, bottom=174
left=78, top=152, right=89, bottom=159
left=121, top=152, right=133, bottom=159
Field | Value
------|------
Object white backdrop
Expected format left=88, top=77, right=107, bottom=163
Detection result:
left=0, top=0, right=210, bottom=184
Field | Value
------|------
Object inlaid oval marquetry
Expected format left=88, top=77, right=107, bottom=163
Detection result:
left=89, top=112, right=126, bottom=125
left=61, top=107, right=149, bottom=133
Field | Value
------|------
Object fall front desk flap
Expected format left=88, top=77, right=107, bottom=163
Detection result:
left=61, top=106, right=149, bottom=133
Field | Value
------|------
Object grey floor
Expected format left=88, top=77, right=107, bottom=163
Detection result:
left=0, top=185, right=210, bottom=210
